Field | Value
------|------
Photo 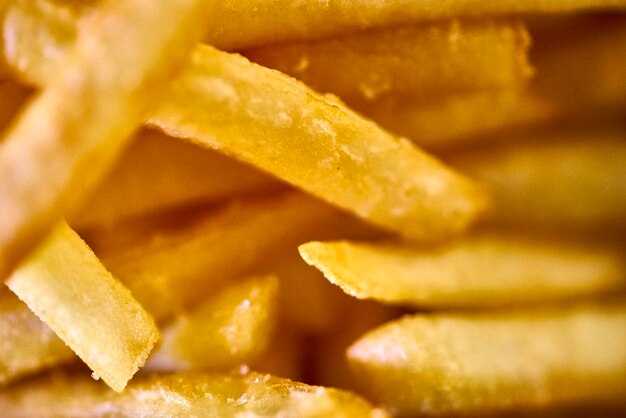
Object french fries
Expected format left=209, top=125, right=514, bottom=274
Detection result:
left=348, top=302, right=626, bottom=417
left=6, top=223, right=159, bottom=392
left=0, top=0, right=217, bottom=279
left=300, top=233, right=626, bottom=308
left=1, top=0, right=625, bottom=415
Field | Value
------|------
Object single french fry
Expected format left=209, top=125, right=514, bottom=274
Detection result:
left=348, top=302, right=626, bottom=417
left=96, top=192, right=373, bottom=321
left=2, top=3, right=488, bottom=240
left=244, top=20, right=532, bottom=102
left=146, top=275, right=279, bottom=372
left=299, top=233, right=626, bottom=308
left=0, top=290, right=74, bottom=386
left=72, top=129, right=282, bottom=231
left=448, top=127, right=626, bottom=230
left=0, top=371, right=389, bottom=417
left=0, top=0, right=217, bottom=280
left=205, top=0, right=626, bottom=50
left=6, top=222, right=160, bottom=392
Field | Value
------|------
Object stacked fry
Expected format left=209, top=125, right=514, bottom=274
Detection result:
left=0, top=1, right=625, bottom=416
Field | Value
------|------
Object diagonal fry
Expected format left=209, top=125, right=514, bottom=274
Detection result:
left=244, top=20, right=533, bottom=102
left=0, top=290, right=74, bottom=386
left=299, top=233, right=626, bottom=308
left=6, top=222, right=160, bottom=392
left=1, top=2, right=488, bottom=240
left=0, top=0, right=217, bottom=279
left=0, top=371, right=388, bottom=418
left=147, top=275, right=279, bottom=372
left=348, top=302, right=626, bottom=417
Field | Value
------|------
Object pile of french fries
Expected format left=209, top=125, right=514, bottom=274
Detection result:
left=1, top=0, right=625, bottom=416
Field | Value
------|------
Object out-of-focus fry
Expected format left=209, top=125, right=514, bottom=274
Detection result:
left=253, top=326, right=304, bottom=381
left=245, top=20, right=532, bottom=102
left=349, top=302, right=626, bottom=417
left=6, top=222, right=159, bottom=392
left=0, top=0, right=217, bottom=280
left=0, top=81, right=31, bottom=136
left=355, top=89, right=557, bottom=152
left=72, top=130, right=282, bottom=231
left=300, top=233, right=626, bottom=308
left=449, top=128, right=626, bottom=230
left=147, top=275, right=279, bottom=372
left=0, top=290, right=73, bottom=386
left=96, top=192, right=373, bottom=321
left=0, top=371, right=389, bottom=417
left=1, top=4, right=488, bottom=240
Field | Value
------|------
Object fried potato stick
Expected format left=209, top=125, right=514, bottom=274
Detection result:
left=244, top=20, right=532, bottom=102
left=0, top=371, right=388, bottom=418
left=300, top=233, right=626, bottom=308
left=349, top=302, right=626, bottom=417
left=6, top=222, right=159, bottom=392
left=1, top=1, right=487, bottom=240
left=0, top=0, right=217, bottom=280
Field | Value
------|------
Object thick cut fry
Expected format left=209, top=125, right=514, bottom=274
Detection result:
left=245, top=20, right=532, bottom=102
left=349, top=303, right=626, bottom=417
left=0, top=290, right=74, bottom=385
left=0, top=0, right=217, bottom=280
left=149, top=45, right=488, bottom=240
left=300, top=234, right=626, bottom=308
left=449, top=128, right=626, bottom=230
left=6, top=222, right=159, bottom=392
left=0, top=371, right=388, bottom=417
left=147, top=275, right=279, bottom=372
left=96, top=192, right=373, bottom=320
left=1, top=4, right=487, bottom=240
left=72, top=130, right=282, bottom=230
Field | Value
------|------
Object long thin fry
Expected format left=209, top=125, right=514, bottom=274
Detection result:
left=6, top=222, right=160, bottom=392
left=1, top=2, right=488, bottom=240
left=0, top=290, right=74, bottom=386
left=300, top=234, right=626, bottom=308
left=245, top=20, right=532, bottom=102
left=0, top=0, right=217, bottom=280
left=349, top=302, right=626, bottom=417
left=0, top=371, right=388, bottom=418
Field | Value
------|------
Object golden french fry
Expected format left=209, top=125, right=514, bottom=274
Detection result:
left=0, top=0, right=217, bottom=280
left=299, top=233, right=626, bottom=308
left=206, top=0, right=626, bottom=50
left=245, top=20, right=532, bottom=102
left=96, top=192, right=372, bottom=321
left=72, top=129, right=282, bottom=231
left=6, top=222, right=159, bottom=392
left=449, top=127, right=626, bottom=230
left=349, top=302, right=626, bottom=417
left=0, top=290, right=74, bottom=386
left=1, top=3, right=488, bottom=240
left=0, top=371, right=389, bottom=417
left=147, top=275, right=279, bottom=372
